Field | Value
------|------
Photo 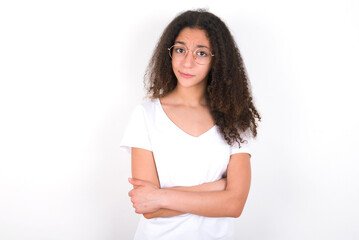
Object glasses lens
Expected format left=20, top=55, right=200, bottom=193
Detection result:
left=169, top=45, right=187, bottom=59
left=194, top=48, right=212, bottom=65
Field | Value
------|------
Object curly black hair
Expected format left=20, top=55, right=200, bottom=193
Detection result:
left=144, top=9, right=261, bottom=146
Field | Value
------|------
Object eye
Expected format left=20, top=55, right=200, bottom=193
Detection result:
left=174, top=47, right=186, bottom=54
left=196, top=49, right=209, bottom=57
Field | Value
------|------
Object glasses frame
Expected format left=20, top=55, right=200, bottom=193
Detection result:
left=167, top=44, right=215, bottom=65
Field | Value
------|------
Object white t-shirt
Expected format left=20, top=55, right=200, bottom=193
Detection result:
left=120, top=98, right=252, bottom=240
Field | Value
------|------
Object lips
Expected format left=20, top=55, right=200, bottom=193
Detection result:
left=179, top=71, right=195, bottom=78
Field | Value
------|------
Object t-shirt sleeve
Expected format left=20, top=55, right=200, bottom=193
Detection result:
left=230, top=131, right=253, bottom=157
left=120, top=104, right=152, bottom=154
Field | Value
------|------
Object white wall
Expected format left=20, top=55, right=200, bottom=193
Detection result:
left=1, top=0, right=358, bottom=239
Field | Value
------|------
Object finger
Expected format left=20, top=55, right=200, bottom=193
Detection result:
left=135, top=207, right=142, bottom=214
left=133, top=203, right=140, bottom=213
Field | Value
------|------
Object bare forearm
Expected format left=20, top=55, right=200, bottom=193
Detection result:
left=171, top=178, right=226, bottom=192
left=160, top=189, right=244, bottom=218
left=143, top=208, right=184, bottom=219
left=143, top=179, right=226, bottom=219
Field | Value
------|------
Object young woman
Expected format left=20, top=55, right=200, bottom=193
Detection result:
left=121, top=9, right=261, bottom=240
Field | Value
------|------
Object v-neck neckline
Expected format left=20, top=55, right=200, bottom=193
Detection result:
left=156, top=98, right=216, bottom=139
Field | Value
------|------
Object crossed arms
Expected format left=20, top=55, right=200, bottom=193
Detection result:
left=128, top=147, right=251, bottom=219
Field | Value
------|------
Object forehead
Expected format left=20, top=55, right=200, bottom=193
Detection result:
left=175, top=27, right=210, bottom=48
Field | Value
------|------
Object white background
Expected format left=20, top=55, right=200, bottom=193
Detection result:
left=1, top=0, right=358, bottom=239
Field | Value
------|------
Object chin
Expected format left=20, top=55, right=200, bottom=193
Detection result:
left=177, top=79, right=205, bottom=89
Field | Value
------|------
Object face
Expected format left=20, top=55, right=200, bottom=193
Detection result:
left=170, top=27, right=213, bottom=90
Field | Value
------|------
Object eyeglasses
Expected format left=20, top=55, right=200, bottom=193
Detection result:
left=168, top=44, right=214, bottom=65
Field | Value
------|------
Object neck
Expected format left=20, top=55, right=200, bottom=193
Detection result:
left=172, top=84, right=207, bottom=107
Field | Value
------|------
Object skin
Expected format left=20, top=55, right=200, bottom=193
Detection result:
left=171, top=28, right=212, bottom=94
left=128, top=27, right=252, bottom=219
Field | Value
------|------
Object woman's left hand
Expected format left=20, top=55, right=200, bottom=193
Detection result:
left=128, top=177, right=163, bottom=214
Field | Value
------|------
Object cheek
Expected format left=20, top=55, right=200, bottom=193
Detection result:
left=200, top=66, right=211, bottom=77
left=171, top=60, right=177, bottom=71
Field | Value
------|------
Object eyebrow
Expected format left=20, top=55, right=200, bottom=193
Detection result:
left=175, top=41, right=210, bottom=49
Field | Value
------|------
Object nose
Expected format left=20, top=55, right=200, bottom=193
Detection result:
left=182, top=50, right=196, bottom=67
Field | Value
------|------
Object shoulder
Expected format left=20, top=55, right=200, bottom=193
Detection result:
left=136, top=98, right=158, bottom=116
left=140, top=98, right=158, bottom=110
left=129, top=98, right=159, bottom=122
